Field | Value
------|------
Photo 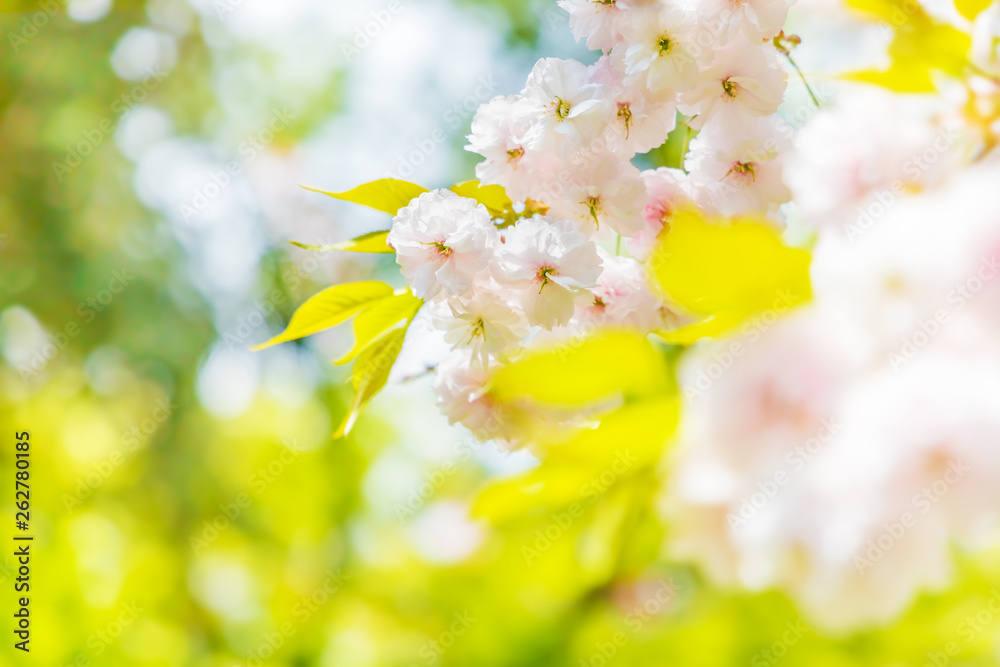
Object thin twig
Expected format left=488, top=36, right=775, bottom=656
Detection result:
left=399, top=365, right=437, bottom=383
left=785, top=53, right=821, bottom=108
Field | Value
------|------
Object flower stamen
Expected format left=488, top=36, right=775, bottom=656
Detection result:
left=422, top=240, right=453, bottom=258
left=657, top=34, right=673, bottom=55
left=722, top=77, right=738, bottom=98
left=535, top=266, right=557, bottom=292
left=584, top=196, right=602, bottom=227
left=617, top=103, right=633, bottom=139
left=725, top=161, right=757, bottom=185
left=467, top=318, right=486, bottom=346
left=554, top=97, right=572, bottom=120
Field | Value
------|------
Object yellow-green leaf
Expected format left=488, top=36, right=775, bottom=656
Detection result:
left=290, top=230, right=393, bottom=254
left=250, top=281, right=395, bottom=351
left=649, top=209, right=811, bottom=343
left=956, top=0, right=993, bottom=20
left=489, top=331, right=671, bottom=408
left=842, top=7, right=971, bottom=91
left=547, top=397, right=679, bottom=468
left=472, top=397, right=677, bottom=523
left=845, top=0, right=917, bottom=21
left=302, top=179, right=428, bottom=215
left=449, top=180, right=513, bottom=216
left=472, top=465, right=597, bottom=522
left=847, top=63, right=939, bottom=92
left=893, top=20, right=971, bottom=79
left=334, top=326, right=407, bottom=438
left=335, top=290, right=422, bottom=365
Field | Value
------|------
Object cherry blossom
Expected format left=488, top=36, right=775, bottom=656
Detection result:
left=559, top=0, right=626, bottom=53
left=466, top=95, right=549, bottom=202
left=497, top=216, right=602, bottom=328
left=388, top=190, right=501, bottom=300
left=686, top=116, right=791, bottom=217
left=679, top=34, right=787, bottom=126
left=432, top=287, right=528, bottom=369
left=617, top=3, right=701, bottom=96
left=523, top=58, right=614, bottom=148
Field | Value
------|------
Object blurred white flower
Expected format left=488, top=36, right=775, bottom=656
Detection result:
left=786, top=88, right=961, bottom=226
left=665, top=162, right=1000, bottom=631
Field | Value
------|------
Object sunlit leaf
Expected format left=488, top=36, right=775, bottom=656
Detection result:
left=649, top=209, right=811, bottom=343
left=335, top=289, right=422, bottom=365
left=290, top=230, right=393, bottom=254
left=845, top=0, right=915, bottom=21
left=302, top=179, right=428, bottom=215
left=847, top=63, right=939, bottom=92
left=654, top=314, right=749, bottom=346
left=334, top=326, right=407, bottom=438
left=473, top=397, right=677, bottom=523
left=842, top=3, right=971, bottom=91
left=576, top=487, right=632, bottom=577
left=472, top=465, right=598, bottom=522
left=449, top=180, right=513, bottom=215
left=656, top=115, right=698, bottom=170
left=488, top=331, right=671, bottom=408
left=547, top=397, right=679, bottom=467
left=955, top=0, right=993, bottom=20
left=250, top=281, right=395, bottom=351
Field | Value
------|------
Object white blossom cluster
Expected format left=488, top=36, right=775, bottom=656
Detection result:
left=664, top=76, right=1000, bottom=630
left=387, top=0, right=794, bottom=440
left=469, top=0, right=793, bottom=227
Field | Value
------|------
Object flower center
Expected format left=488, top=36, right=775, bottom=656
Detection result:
left=659, top=205, right=673, bottom=231
left=725, top=161, right=757, bottom=186
left=617, top=103, right=632, bottom=139
left=722, top=77, right=738, bottom=98
left=535, top=266, right=557, bottom=292
left=583, top=196, right=602, bottom=226
left=470, top=318, right=485, bottom=340
left=423, top=240, right=453, bottom=258
left=554, top=97, right=572, bottom=120
left=657, top=34, right=673, bottom=55
left=507, top=146, right=525, bottom=163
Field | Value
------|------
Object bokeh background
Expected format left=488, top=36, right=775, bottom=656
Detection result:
left=2, top=0, right=1000, bottom=666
